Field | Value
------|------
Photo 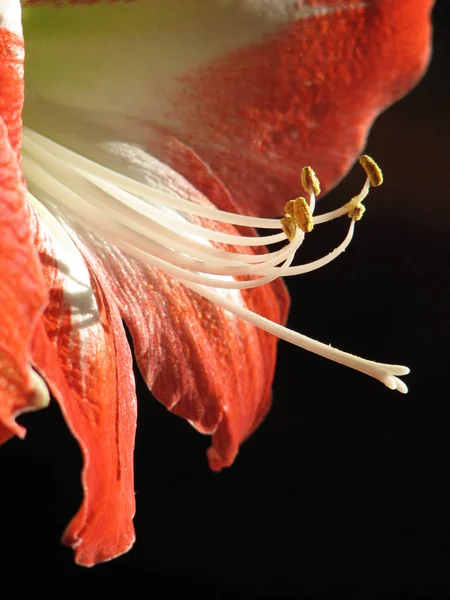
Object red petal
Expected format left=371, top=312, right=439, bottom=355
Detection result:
left=0, top=29, right=23, bottom=158
left=29, top=208, right=137, bottom=566
left=0, top=26, right=47, bottom=440
left=0, top=117, right=48, bottom=443
left=157, top=0, right=435, bottom=216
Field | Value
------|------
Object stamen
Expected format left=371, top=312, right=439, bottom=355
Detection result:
left=22, top=130, right=408, bottom=393
left=280, top=214, right=297, bottom=242
left=117, top=229, right=304, bottom=290
left=269, top=219, right=355, bottom=277
left=23, top=155, right=303, bottom=280
left=345, top=196, right=366, bottom=221
left=301, top=166, right=321, bottom=196
left=313, top=205, right=348, bottom=225
left=22, top=128, right=283, bottom=230
left=359, top=155, right=383, bottom=187
left=22, top=133, right=286, bottom=248
left=284, top=197, right=314, bottom=233
left=76, top=169, right=288, bottom=248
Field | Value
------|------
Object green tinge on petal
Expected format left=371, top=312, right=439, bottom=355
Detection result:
left=23, top=0, right=207, bottom=116
left=22, top=0, right=209, bottom=37
left=22, top=0, right=276, bottom=130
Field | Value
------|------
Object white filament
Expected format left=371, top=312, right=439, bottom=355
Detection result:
left=21, top=128, right=409, bottom=393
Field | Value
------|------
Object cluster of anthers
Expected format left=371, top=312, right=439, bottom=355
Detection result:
left=21, top=127, right=408, bottom=392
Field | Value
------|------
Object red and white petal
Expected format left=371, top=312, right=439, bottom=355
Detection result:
left=23, top=0, right=434, bottom=218
left=0, top=117, right=48, bottom=443
left=164, top=0, right=435, bottom=215
left=54, top=149, right=289, bottom=472
left=29, top=199, right=137, bottom=566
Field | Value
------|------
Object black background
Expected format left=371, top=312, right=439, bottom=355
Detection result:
left=2, top=1, right=450, bottom=596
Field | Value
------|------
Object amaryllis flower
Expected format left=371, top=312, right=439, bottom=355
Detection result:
left=1, top=0, right=433, bottom=566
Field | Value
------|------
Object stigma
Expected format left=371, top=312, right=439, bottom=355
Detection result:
left=21, top=127, right=409, bottom=393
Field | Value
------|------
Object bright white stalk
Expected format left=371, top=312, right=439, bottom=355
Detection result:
left=269, top=220, right=356, bottom=277
left=25, top=184, right=304, bottom=290
left=182, top=279, right=409, bottom=393
left=23, top=154, right=298, bottom=277
left=24, top=132, right=287, bottom=248
left=23, top=128, right=282, bottom=229
left=114, top=228, right=304, bottom=291
left=22, top=128, right=409, bottom=393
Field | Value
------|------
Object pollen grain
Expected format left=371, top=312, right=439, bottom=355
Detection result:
left=280, top=214, right=297, bottom=241
left=345, top=196, right=366, bottom=221
left=301, top=166, right=321, bottom=196
left=284, top=197, right=314, bottom=233
left=359, top=155, right=383, bottom=187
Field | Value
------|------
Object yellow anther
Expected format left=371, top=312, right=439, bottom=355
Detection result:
left=280, top=214, right=297, bottom=241
left=301, top=166, right=321, bottom=196
left=345, top=196, right=366, bottom=221
left=284, top=196, right=314, bottom=233
left=359, top=155, right=383, bottom=187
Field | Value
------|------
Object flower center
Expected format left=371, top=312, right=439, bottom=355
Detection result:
left=21, top=127, right=409, bottom=393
